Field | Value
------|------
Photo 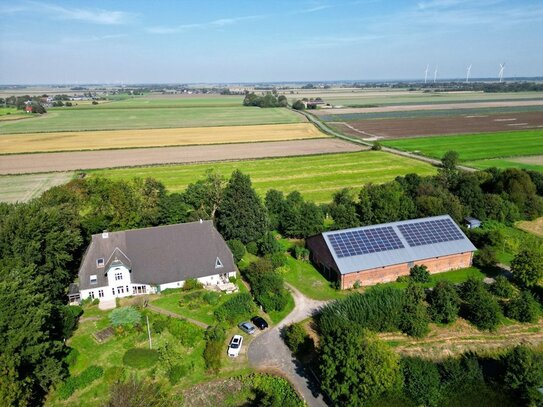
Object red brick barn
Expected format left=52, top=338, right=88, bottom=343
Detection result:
left=306, top=215, right=476, bottom=289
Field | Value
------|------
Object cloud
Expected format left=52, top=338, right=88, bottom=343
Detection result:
left=290, top=4, right=333, bottom=14
left=60, top=34, right=128, bottom=44
left=146, top=15, right=265, bottom=34
left=25, top=1, right=135, bottom=25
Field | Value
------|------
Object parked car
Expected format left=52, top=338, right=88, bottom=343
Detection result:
left=228, top=335, right=243, bottom=357
left=251, top=316, right=269, bottom=330
left=238, top=321, right=257, bottom=335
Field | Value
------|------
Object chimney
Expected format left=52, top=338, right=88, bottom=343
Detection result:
left=102, top=231, right=109, bottom=239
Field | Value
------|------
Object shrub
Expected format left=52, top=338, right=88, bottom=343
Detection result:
left=502, top=345, right=543, bottom=405
left=283, top=323, right=308, bottom=353
left=203, top=326, right=225, bottom=373
left=427, top=281, right=461, bottom=324
left=371, top=141, right=382, bottom=151
left=64, top=348, right=79, bottom=367
left=246, top=373, right=305, bottom=406
left=109, top=307, right=141, bottom=328
left=474, top=246, right=498, bottom=269
left=506, top=290, right=540, bottom=323
left=246, top=241, right=258, bottom=255
left=511, top=249, right=543, bottom=288
left=182, top=278, right=203, bottom=291
left=152, top=316, right=169, bottom=334
left=203, top=291, right=220, bottom=305
left=168, top=364, right=190, bottom=385
left=292, top=100, right=305, bottom=110
left=58, top=365, right=104, bottom=400
left=245, top=260, right=289, bottom=312
left=268, top=252, right=287, bottom=269
left=167, top=319, right=202, bottom=347
left=214, top=293, right=255, bottom=324
left=227, top=239, right=246, bottom=262
left=106, top=376, right=171, bottom=406
left=396, top=275, right=409, bottom=283
left=122, top=348, right=159, bottom=369
left=104, top=366, right=125, bottom=385
left=401, top=357, right=442, bottom=407
left=62, top=305, right=83, bottom=337
left=460, top=278, right=501, bottom=331
left=400, top=283, right=429, bottom=338
left=258, top=231, right=281, bottom=255
left=292, top=245, right=309, bottom=261
left=491, top=275, right=515, bottom=298
left=410, top=265, right=430, bottom=283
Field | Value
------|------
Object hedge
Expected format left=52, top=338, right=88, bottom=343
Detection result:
left=58, top=365, right=104, bottom=400
left=122, top=348, right=159, bottom=369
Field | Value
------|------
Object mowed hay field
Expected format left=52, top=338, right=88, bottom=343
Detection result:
left=0, top=106, right=302, bottom=134
left=382, top=129, right=543, bottom=171
left=89, top=151, right=437, bottom=203
left=0, top=172, right=73, bottom=203
left=0, top=123, right=324, bottom=154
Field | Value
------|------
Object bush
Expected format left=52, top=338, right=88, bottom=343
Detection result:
left=246, top=373, right=305, bottom=406
left=246, top=241, right=258, bottom=255
left=122, top=348, right=159, bottom=369
left=371, top=141, right=382, bottom=151
left=474, top=246, right=498, bottom=269
left=491, top=275, right=515, bottom=298
left=292, top=100, right=305, bottom=110
left=292, top=245, right=309, bottom=261
left=203, top=325, right=226, bottom=374
left=109, top=307, right=141, bottom=328
left=167, top=319, right=202, bottom=347
left=62, top=305, right=83, bottom=338
left=283, top=323, right=308, bottom=353
left=401, top=357, right=442, bottom=407
left=182, top=278, right=203, bottom=291
left=506, top=290, right=540, bottom=323
left=214, top=293, right=255, bottom=324
left=64, top=348, right=79, bottom=367
left=168, top=364, right=190, bottom=385
left=106, top=376, right=172, bottom=406
left=152, top=316, right=169, bottom=334
left=258, top=231, right=281, bottom=255
left=502, top=345, right=543, bottom=405
left=268, top=252, right=288, bottom=269
left=396, top=275, right=409, bottom=283
left=460, top=278, right=501, bottom=331
left=58, top=365, right=104, bottom=400
left=427, top=281, right=461, bottom=324
left=400, top=283, right=429, bottom=338
left=203, top=291, right=220, bottom=305
left=511, top=249, right=543, bottom=288
left=410, top=265, right=430, bottom=283
left=245, top=259, right=289, bottom=312
left=227, top=239, right=246, bottom=262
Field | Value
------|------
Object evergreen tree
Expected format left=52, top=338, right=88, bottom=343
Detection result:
left=427, top=281, right=460, bottom=324
left=511, top=249, right=543, bottom=288
left=217, top=170, right=268, bottom=244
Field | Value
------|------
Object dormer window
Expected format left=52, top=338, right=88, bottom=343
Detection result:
left=90, top=275, right=97, bottom=284
left=215, top=257, right=223, bottom=268
left=96, top=258, right=105, bottom=268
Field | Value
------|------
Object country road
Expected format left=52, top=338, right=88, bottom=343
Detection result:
left=248, top=284, right=330, bottom=407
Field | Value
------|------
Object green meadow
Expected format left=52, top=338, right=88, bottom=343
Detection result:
left=382, top=129, right=543, bottom=164
left=89, top=151, right=437, bottom=203
left=90, top=95, right=243, bottom=108
left=0, top=106, right=302, bottom=134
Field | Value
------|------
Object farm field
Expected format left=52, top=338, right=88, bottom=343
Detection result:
left=89, top=150, right=437, bottom=203
left=87, top=95, right=243, bottom=108
left=517, top=217, right=543, bottom=237
left=381, top=129, right=543, bottom=164
left=328, top=111, right=543, bottom=139
left=0, top=172, right=74, bottom=203
left=0, top=106, right=302, bottom=134
left=465, top=156, right=543, bottom=171
left=0, top=123, right=324, bottom=154
left=0, top=139, right=360, bottom=175
left=282, top=89, right=543, bottom=106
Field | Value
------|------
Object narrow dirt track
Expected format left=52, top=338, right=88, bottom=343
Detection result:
left=0, top=139, right=362, bottom=175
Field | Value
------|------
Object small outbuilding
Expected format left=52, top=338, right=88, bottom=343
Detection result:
left=464, top=217, right=482, bottom=229
left=306, top=215, right=477, bottom=289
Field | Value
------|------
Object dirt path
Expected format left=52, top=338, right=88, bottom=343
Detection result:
left=0, top=138, right=362, bottom=174
left=248, top=284, right=329, bottom=407
left=147, top=304, right=209, bottom=329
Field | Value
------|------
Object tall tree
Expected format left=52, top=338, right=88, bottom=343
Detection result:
left=329, top=188, right=359, bottom=230
left=511, top=249, right=543, bottom=288
left=217, top=170, right=268, bottom=243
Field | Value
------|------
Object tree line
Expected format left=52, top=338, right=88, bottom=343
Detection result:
left=242, top=90, right=288, bottom=108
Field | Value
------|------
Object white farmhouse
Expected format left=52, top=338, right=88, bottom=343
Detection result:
left=70, top=221, right=236, bottom=306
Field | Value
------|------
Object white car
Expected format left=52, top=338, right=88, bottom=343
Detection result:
left=228, top=335, right=243, bottom=357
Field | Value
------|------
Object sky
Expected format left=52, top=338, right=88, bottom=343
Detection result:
left=0, top=0, right=542, bottom=84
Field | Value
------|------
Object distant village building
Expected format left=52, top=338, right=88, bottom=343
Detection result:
left=71, top=221, right=237, bottom=307
left=306, top=215, right=476, bottom=289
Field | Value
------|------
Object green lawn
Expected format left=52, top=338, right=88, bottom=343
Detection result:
left=90, top=95, right=243, bottom=109
left=0, top=106, right=301, bottom=133
left=465, top=158, right=543, bottom=172
left=382, top=129, right=543, bottom=163
left=0, top=172, right=74, bottom=203
left=282, top=256, right=345, bottom=301
left=383, top=267, right=490, bottom=290
left=267, top=290, right=295, bottom=324
left=89, top=151, right=437, bottom=203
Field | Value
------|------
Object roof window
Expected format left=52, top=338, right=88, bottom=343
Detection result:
left=215, top=257, right=223, bottom=268
left=96, top=258, right=105, bottom=268
left=90, top=275, right=97, bottom=284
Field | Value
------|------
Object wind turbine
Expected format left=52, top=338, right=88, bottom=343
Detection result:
left=499, top=63, right=505, bottom=82
left=424, top=64, right=429, bottom=84
left=466, top=65, right=472, bottom=83
left=433, top=65, right=438, bottom=83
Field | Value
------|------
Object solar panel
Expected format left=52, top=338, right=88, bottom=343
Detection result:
left=328, top=226, right=404, bottom=258
left=397, top=218, right=464, bottom=247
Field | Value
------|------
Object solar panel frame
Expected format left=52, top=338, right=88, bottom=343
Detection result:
left=328, top=226, right=404, bottom=258
left=397, top=218, right=464, bottom=247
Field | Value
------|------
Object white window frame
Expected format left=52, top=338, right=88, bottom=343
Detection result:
left=96, top=258, right=105, bottom=268
left=115, top=272, right=123, bottom=281
left=90, top=274, right=97, bottom=284
left=215, top=257, right=223, bottom=268
left=98, top=289, right=104, bottom=298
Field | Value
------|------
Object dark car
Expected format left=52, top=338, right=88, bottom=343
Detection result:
left=251, top=316, right=269, bottom=330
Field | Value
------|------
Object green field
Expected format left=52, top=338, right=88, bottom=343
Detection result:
left=0, top=172, right=74, bottom=203
left=88, top=95, right=243, bottom=109
left=382, top=130, right=543, bottom=164
left=465, top=158, right=543, bottom=172
left=0, top=106, right=302, bottom=134
left=89, top=151, right=437, bottom=203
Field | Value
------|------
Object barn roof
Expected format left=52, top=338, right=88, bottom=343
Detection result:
left=78, top=220, right=235, bottom=290
left=321, top=215, right=476, bottom=275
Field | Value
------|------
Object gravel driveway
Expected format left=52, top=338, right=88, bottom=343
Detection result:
left=247, top=284, right=329, bottom=406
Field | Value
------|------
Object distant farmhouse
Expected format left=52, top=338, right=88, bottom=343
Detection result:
left=70, top=221, right=236, bottom=305
left=307, top=215, right=476, bottom=289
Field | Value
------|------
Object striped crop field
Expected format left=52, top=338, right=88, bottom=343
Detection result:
left=89, top=150, right=437, bottom=203
left=382, top=130, right=543, bottom=164
left=0, top=123, right=324, bottom=154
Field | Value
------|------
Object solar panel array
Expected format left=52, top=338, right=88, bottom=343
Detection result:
left=328, top=226, right=404, bottom=258
left=397, top=218, right=464, bottom=247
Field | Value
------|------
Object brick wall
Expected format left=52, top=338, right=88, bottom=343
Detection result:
left=340, top=252, right=473, bottom=289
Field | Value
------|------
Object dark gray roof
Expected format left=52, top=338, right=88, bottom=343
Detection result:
left=321, top=215, right=477, bottom=275
left=78, top=221, right=235, bottom=290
